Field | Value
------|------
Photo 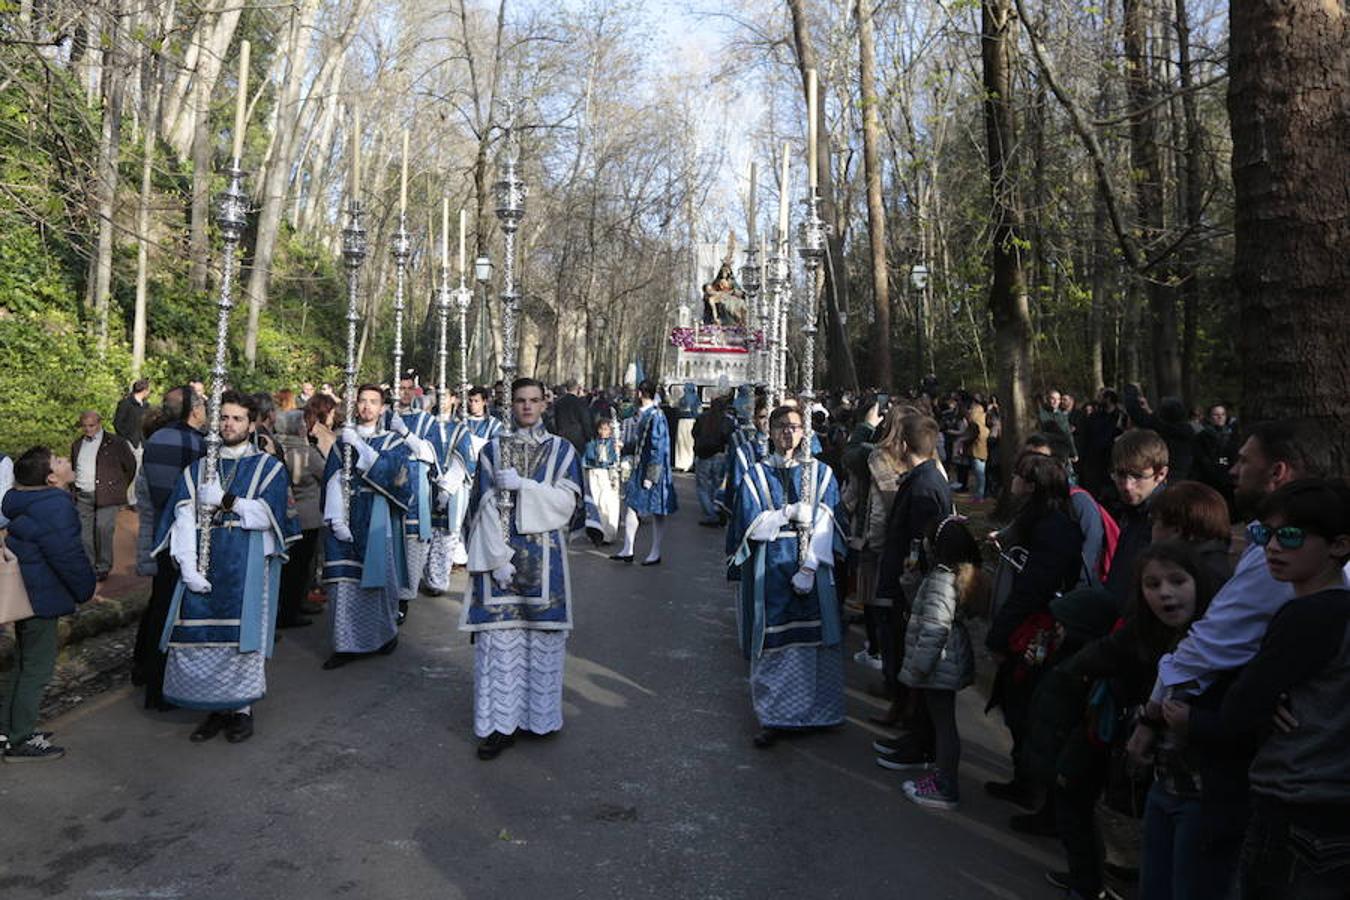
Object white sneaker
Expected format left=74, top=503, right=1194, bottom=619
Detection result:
left=852, top=649, right=871, bottom=665
left=852, top=649, right=883, bottom=670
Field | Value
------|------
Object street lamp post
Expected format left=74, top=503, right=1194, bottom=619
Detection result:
left=492, top=104, right=527, bottom=422
left=910, top=262, right=930, bottom=387
left=473, top=254, right=493, bottom=387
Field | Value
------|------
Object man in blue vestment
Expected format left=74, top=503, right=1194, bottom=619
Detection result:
left=321, top=384, right=415, bottom=670
left=154, top=392, right=298, bottom=743
left=612, top=379, right=677, bottom=565
left=462, top=378, right=587, bottom=760
left=729, top=404, right=845, bottom=748
left=389, top=375, right=438, bottom=620
left=426, top=391, right=474, bottom=595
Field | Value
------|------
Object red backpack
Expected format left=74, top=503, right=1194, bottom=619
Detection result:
left=1071, top=486, right=1121, bottom=582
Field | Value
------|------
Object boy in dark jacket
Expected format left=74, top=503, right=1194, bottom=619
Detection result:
left=1, top=446, right=97, bottom=762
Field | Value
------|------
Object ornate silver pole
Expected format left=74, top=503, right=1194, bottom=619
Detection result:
left=436, top=253, right=451, bottom=404
left=340, top=198, right=368, bottom=526
left=768, top=234, right=790, bottom=406
left=493, top=104, right=527, bottom=424
left=453, top=277, right=473, bottom=410
left=740, top=241, right=762, bottom=386
left=796, top=190, right=829, bottom=399
left=390, top=213, right=411, bottom=389
left=197, top=163, right=249, bottom=576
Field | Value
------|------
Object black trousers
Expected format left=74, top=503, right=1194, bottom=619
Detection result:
left=132, top=550, right=179, bottom=709
left=278, top=529, right=319, bottom=625
left=1055, top=747, right=1112, bottom=895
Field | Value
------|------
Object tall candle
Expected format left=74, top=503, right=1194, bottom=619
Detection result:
left=747, top=161, right=757, bottom=244
left=399, top=129, right=409, bottom=217
left=231, top=41, right=250, bottom=163
left=441, top=198, right=449, bottom=271
left=458, top=209, right=466, bottom=277
left=351, top=109, right=361, bottom=198
left=807, top=68, right=819, bottom=190
left=777, top=142, right=791, bottom=239
left=760, top=234, right=767, bottom=286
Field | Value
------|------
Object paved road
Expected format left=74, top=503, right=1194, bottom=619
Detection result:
left=2, top=475, right=1059, bottom=899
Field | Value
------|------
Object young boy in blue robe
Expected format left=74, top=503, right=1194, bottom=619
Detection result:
left=388, top=376, right=439, bottom=619
left=730, top=404, right=845, bottom=748
left=426, top=392, right=474, bottom=594
left=154, top=392, right=298, bottom=743
left=613, top=379, right=677, bottom=565
left=321, top=384, right=415, bottom=670
left=583, top=418, right=623, bottom=544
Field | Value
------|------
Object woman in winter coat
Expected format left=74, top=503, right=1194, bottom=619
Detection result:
left=895, top=515, right=988, bottom=810
left=984, top=451, right=1085, bottom=806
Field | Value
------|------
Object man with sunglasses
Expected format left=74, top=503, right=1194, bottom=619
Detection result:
left=1128, top=420, right=1349, bottom=766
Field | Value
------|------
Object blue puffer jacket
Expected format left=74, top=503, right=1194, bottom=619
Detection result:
left=2, top=486, right=96, bottom=617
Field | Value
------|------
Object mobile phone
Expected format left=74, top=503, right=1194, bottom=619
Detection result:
left=876, top=393, right=890, bottom=412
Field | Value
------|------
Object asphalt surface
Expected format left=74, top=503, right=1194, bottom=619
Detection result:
left=1, top=474, right=1060, bottom=899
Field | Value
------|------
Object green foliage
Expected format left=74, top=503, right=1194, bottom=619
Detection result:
left=0, top=310, right=164, bottom=455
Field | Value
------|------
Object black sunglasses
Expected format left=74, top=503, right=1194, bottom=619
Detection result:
left=1248, top=522, right=1307, bottom=550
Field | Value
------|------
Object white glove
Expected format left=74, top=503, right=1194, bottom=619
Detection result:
left=330, top=521, right=353, bottom=543
left=341, top=425, right=365, bottom=448
left=642, top=480, right=653, bottom=491
left=389, top=414, right=410, bottom=436
left=182, top=569, right=212, bottom=595
left=198, top=481, right=225, bottom=510
left=492, top=562, right=516, bottom=589
left=791, top=568, right=816, bottom=595
left=786, top=502, right=812, bottom=526
left=498, top=467, right=523, bottom=491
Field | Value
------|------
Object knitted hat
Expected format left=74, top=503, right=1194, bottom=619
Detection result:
left=1050, top=588, right=1120, bottom=644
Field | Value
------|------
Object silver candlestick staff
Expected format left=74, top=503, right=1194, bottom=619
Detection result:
left=493, top=104, right=527, bottom=424
left=767, top=236, right=790, bottom=406
left=197, top=163, right=249, bottom=576
left=389, top=214, right=411, bottom=389
left=340, top=199, right=368, bottom=526
left=436, top=253, right=451, bottom=406
left=453, top=276, right=473, bottom=410
left=739, top=241, right=762, bottom=385
left=796, top=190, right=829, bottom=399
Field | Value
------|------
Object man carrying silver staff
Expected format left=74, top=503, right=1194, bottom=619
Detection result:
left=461, top=378, right=589, bottom=761
left=321, top=384, right=416, bottom=670
left=152, top=391, right=298, bottom=744
left=425, top=390, right=474, bottom=596
left=387, top=374, right=439, bottom=622
left=727, top=404, right=846, bottom=749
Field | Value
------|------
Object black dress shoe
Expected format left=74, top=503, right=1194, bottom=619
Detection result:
left=985, top=778, right=1038, bottom=809
left=752, top=728, right=779, bottom=748
left=224, top=712, right=254, bottom=743
left=377, top=636, right=399, bottom=655
left=476, top=731, right=516, bottom=760
left=422, top=587, right=445, bottom=597
left=299, top=601, right=325, bottom=615
left=276, top=617, right=313, bottom=629
left=321, top=653, right=356, bottom=670
left=1010, top=803, right=1057, bottom=836
left=190, top=712, right=228, bottom=743
left=641, top=557, right=662, bottom=566
left=609, top=554, right=634, bottom=563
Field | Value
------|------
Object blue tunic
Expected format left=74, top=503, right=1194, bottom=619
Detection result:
left=460, top=428, right=585, bottom=632
left=153, top=449, right=298, bottom=709
left=729, top=457, right=844, bottom=660
left=429, top=419, right=475, bottom=532
left=722, top=426, right=770, bottom=579
left=321, top=432, right=414, bottom=587
left=624, top=405, right=678, bottom=516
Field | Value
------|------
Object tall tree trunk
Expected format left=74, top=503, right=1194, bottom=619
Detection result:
left=91, top=0, right=125, bottom=356
left=1123, top=0, right=1181, bottom=397
left=1174, top=0, right=1203, bottom=406
left=187, top=65, right=212, bottom=293
left=982, top=0, right=1033, bottom=504
left=162, top=0, right=242, bottom=159
left=785, top=0, right=859, bottom=393
left=1230, top=0, right=1350, bottom=473
left=856, top=0, right=891, bottom=389
left=132, top=0, right=176, bottom=377
left=242, top=0, right=323, bottom=370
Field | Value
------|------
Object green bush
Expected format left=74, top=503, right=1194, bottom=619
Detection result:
left=0, top=309, right=164, bottom=455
